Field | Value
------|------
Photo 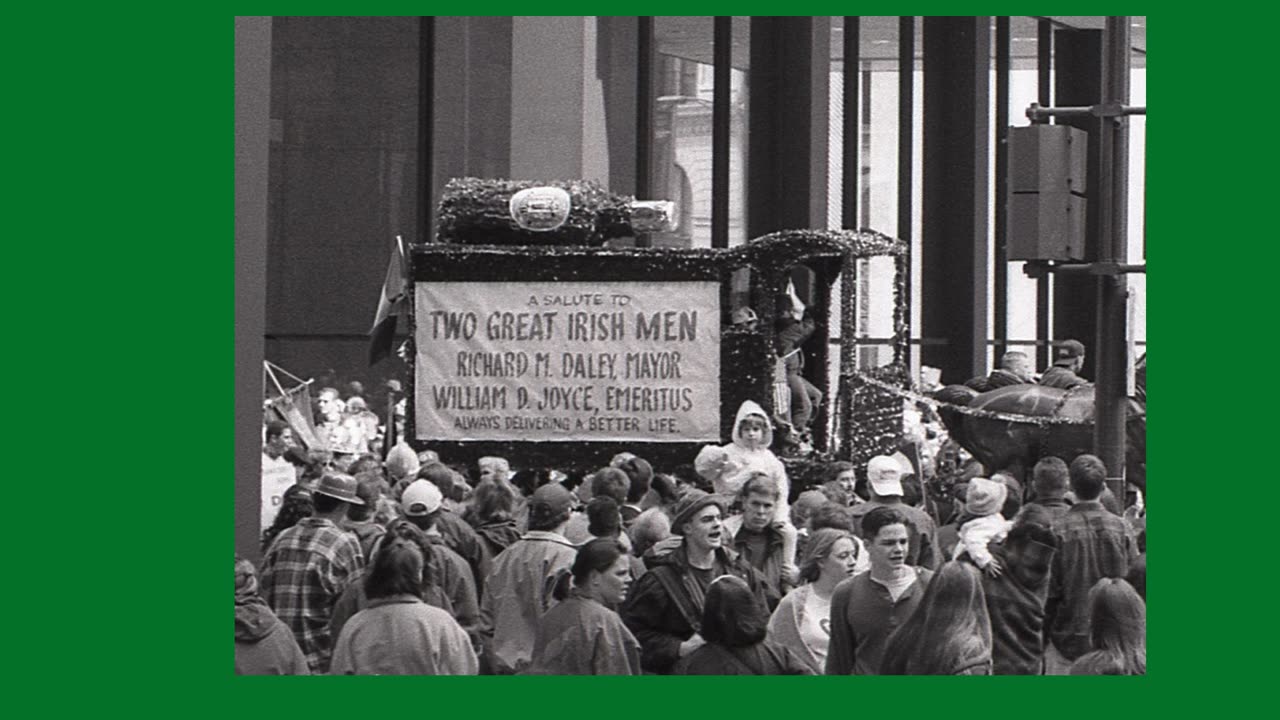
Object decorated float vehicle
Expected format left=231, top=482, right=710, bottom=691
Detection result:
left=405, top=178, right=913, bottom=492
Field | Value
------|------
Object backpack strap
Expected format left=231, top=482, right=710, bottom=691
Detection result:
left=651, top=565, right=702, bottom=634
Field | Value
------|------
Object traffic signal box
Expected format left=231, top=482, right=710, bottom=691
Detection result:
left=1008, top=124, right=1089, bottom=261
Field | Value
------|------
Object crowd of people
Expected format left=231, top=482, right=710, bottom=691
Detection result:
left=240, top=381, right=1146, bottom=676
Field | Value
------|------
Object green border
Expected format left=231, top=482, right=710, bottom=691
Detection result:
left=21, top=6, right=1255, bottom=715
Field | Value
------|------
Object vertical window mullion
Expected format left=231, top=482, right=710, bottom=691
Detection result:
left=994, top=16, right=1010, bottom=353
left=634, top=16, right=655, bottom=247
left=711, top=15, right=731, bottom=249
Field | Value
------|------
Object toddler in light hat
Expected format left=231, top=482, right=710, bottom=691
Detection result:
left=954, top=477, right=1014, bottom=577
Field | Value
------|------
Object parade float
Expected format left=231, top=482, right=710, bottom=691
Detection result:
left=403, top=178, right=912, bottom=493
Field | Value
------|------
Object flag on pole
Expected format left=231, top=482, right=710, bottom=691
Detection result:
left=370, top=235, right=408, bottom=365
left=263, top=361, right=326, bottom=451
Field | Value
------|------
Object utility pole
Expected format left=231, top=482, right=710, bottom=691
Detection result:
left=1094, top=17, right=1132, bottom=504
left=1018, top=17, right=1142, bottom=505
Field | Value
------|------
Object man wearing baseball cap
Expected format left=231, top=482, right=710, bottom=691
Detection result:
left=478, top=482, right=579, bottom=674
left=415, top=463, right=493, bottom=595
left=260, top=472, right=366, bottom=673
left=1039, top=339, right=1088, bottom=389
left=849, top=455, right=940, bottom=570
left=396, top=479, right=481, bottom=642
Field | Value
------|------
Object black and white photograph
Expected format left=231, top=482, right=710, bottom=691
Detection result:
left=234, top=15, right=1147, bottom=676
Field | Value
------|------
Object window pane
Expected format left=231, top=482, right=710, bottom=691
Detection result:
left=1005, top=16, right=1043, bottom=356
left=652, top=16, right=714, bottom=248
left=729, top=18, right=750, bottom=246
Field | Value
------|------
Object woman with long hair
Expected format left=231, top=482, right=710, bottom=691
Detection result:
left=329, top=539, right=478, bottom=675
left=1070, top=578, right=1146, bottom=675
left=766, top=528, right=860, bottom=674
left=676, top=575, right=813, bottom=675
left=880, top=561, right=993, bottom=675
left=524, top=538, right=641, bottom=675
left=260, top=485, right=313, bottom=552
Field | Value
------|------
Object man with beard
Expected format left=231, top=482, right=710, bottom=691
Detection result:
left=826, top=506, right=935, bottom=675
left=621, top=489, right=780, bottom=674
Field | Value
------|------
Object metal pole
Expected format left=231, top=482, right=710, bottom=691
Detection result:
left=1094, top=17, right=1131, bottom=505
left=711, top=16, right=731, bottom=249
left=417, top=17, right=435, bottom=244
left=1035, top=19, right=1052, bottom=374
left=635, top=17, right=654, bottom=247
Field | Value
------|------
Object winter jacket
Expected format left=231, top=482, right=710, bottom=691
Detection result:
left=620, top=542, right=780, bottom=674
left=524, top=594, right=642, bottom=675
left=775, top=316, right=816, bottom=375
left=329, top=595, right=478, bottom=675
left=474, top=519, right=522, bottom=558
left=1039, top=365, right=1088, bottom=389
left=982, top=543, right=1050, bottom=674
left=235, top=594, right=309, bottom=675
left=479, top=530, right=578, bottom=674
left=722, top=514, right=791, bottom=595
left=341, top=518, right=386, bottom=563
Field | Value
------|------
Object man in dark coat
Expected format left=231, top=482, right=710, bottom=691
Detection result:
left=967, top=350, right=1035, bottom=392
left=1039, top=339, right=1088, bottom=389
left=621, top=490, right=780, bottom=674
left=982, top=521, right=1058, bottom=674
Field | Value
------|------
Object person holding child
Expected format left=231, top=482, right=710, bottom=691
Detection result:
left=694, top=400, right=797, bottom=570
left=953, top=477, right=1014, bottom=577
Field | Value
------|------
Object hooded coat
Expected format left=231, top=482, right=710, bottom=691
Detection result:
left=694, top=400, right=790, bottom=522
left=473, top=519, right=523, bottom=559
left=478, top=530, right=578, bottom=675
left=235, top=558, right=309, bottom=675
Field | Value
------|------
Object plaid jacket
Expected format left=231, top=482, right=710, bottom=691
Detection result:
left=261, top=517, right=365, bottom=673
left=1046, top=501, right=1136, bottom=660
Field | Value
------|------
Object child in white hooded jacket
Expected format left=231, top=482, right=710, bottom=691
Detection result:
left=694, top=400, right=797, bottom=573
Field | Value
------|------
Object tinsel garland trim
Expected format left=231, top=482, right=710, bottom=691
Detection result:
left=406, top=227, right=912, bottom=476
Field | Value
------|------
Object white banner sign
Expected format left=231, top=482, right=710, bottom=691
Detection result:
left=415, top=281, right=721, bottom=442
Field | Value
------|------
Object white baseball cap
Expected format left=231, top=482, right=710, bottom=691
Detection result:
left=401, top=479, right=443, bottom=517
left=866, top=455, right=904, bottom=496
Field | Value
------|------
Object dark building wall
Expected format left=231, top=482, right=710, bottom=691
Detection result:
left=237, top=15, right=272, bottom=562
left=265, top=17, right=419, bottom=390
